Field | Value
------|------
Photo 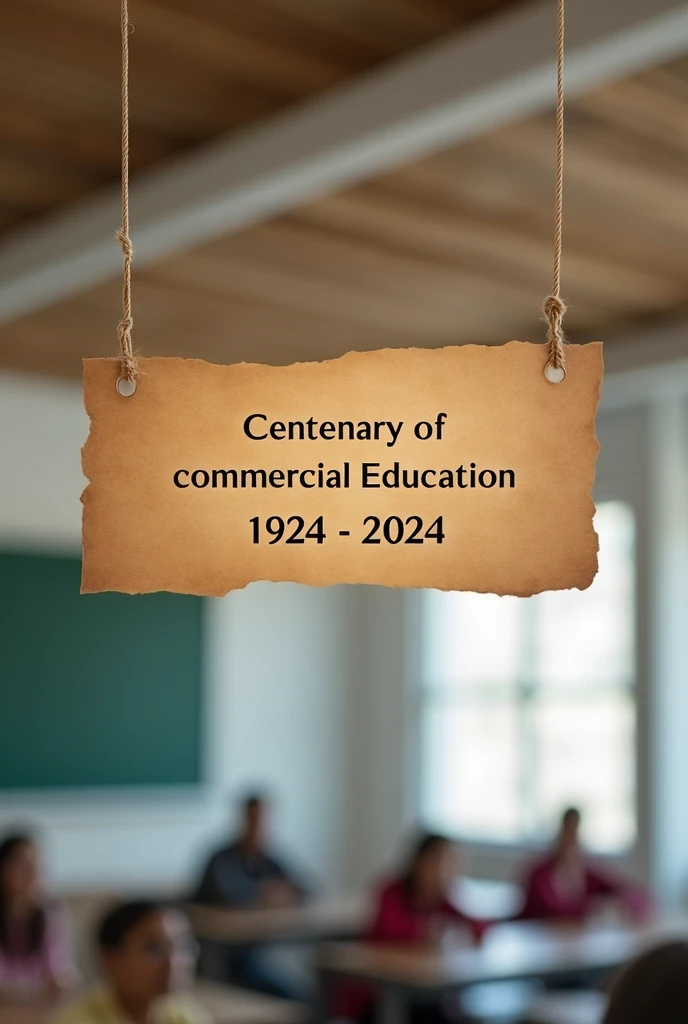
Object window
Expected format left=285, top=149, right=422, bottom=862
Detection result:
left=418, top=501, right=636, bottom=853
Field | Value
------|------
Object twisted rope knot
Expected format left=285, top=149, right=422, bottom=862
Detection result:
left=544, top=294, right=567, bottom=372
left=117, top=315, right=134, bottom=339
left=118, top=350, right=138, bottom=383
left=543, top=295, right=567, bottom=322
left=116, top=228, right=134, bottom=260
left=117, top=315, right=137, bottom=382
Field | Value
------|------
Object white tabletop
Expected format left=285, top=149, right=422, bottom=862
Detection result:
left=319, top=915, right=688, bottom=991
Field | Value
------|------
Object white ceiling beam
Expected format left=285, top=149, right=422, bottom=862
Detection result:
left=0, top=0, right=686, bottom=325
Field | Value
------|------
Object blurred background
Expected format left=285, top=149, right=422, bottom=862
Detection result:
left=0, top=1, right=688, bottom=1023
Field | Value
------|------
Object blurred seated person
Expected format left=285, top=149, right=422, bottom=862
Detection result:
left=194, top=792, right=310, bottom=910
left=336, top=832, right=490, bottom=1024
left=603, top=941, right=688, bottom=1024
left=519, top=807, right=650, bottom=923
left=55, top=900, right=209, bottom=1024
left=367, top=832, right=489, bottom=945
left=193, top=792, right=310, bottom=1001
left=0, top=831, right=76, bottom=1001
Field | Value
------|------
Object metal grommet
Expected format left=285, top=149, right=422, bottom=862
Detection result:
left=544, top=363, right=566, bottom=384
left=116, top=376, right=137, bottom=397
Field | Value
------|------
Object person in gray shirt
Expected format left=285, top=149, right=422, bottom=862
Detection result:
left=194, top=792, right=311, bottom=1000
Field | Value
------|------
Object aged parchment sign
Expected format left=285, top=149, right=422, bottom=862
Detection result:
left=81, top=342, right=601, bottom=596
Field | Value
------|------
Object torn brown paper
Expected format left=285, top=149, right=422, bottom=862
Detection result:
left=81, top=342, right=602, bottom=596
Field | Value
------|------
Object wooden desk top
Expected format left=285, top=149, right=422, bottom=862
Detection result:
left=187, top=894, right=366, bottom=946
left=319, top=917, right=688, bottom=992
left=0, top=982, right=306, bottom=1024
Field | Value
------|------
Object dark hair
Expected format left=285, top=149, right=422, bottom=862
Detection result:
left=603, top=942, right=688, bottom=1024
left=401, top=832, right=452, bottom=891
left=0, top=833, right=46, bottom=956
left=97, top=900, right=174, bottom=951
left=242, top=791, right=269, bottom=812
left=562, top=806, right=581, bottom=825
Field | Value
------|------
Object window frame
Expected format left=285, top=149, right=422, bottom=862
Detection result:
left=403, top=409, right=649, bottom=878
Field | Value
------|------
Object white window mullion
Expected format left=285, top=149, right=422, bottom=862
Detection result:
left=416, top=501, right=637, bottom=855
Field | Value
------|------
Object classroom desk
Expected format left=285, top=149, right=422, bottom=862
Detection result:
left=186, top=880, right=516, bottom=951
left=0, top=981, right=306, bottom=1024
left=453, top=878, right=521, bottom=921
left=315, top=917, right=688, bottom=1024
left=186, top=894, right=367, bottom=948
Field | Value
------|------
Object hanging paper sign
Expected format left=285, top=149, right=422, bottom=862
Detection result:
left=81, top=342, right=601, bottom=596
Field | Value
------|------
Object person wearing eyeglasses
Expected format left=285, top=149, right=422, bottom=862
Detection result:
left=55, top=901, right=209, bottom=1024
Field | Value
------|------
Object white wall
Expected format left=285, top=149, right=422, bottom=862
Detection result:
left=340, top=587, right=411, bottom=888
left=206, top=582, right=350, bottom=889
left=0, top=371, right=352, bottom=894
left=647, top=399, right=688, bottom=907
left=0, top=372, right=86, bottom=552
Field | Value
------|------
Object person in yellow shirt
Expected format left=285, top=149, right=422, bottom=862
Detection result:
left=54, top=901, right=210, bottom=1024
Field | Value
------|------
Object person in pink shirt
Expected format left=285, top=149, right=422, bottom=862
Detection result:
left=335, top=832, right=488, bottom=1023
left=366, top=834, right=488, bottom=946
left=519, top=808, right=650, bottom=923
left=0, top=832, right=76, bottom=1001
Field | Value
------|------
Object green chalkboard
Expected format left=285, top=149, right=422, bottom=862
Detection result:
left=0, top=551, right=203, bottom=789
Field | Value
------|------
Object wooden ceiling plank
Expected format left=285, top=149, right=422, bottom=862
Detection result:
left=252, top=0, right=455, bottom=49
left=197, top=216, right=548, bottom=315
left=0, top=148, right=94, bottom=208
left=143, top=249, right=539, bottom=338
left=0, top=276, right=409, bottom=375
left=1, top=0, right=686, bottom=327
left=0, top=35, right=278, bottom=140
left=30, top=0, right=347, bottom=94
left=384, top=125, right=688, bottom=289
left=573, top=78, right=688, bottom=155
left=149, top=0, right=390, bottom=73
left=495, top=120, right=688, bottom=232
left=0, top=91, right=172, bottom=176
left=293, top=189, right=685, bottom=310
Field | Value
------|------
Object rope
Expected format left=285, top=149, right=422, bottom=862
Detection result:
left=117, top=0, right=137, bottom=388
left=543, top=0, right=567, bottom=378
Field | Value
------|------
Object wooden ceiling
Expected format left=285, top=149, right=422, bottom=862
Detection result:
left=0, top=3, right=686, bottom=378
left=0, top=0, right=522, bottom=234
